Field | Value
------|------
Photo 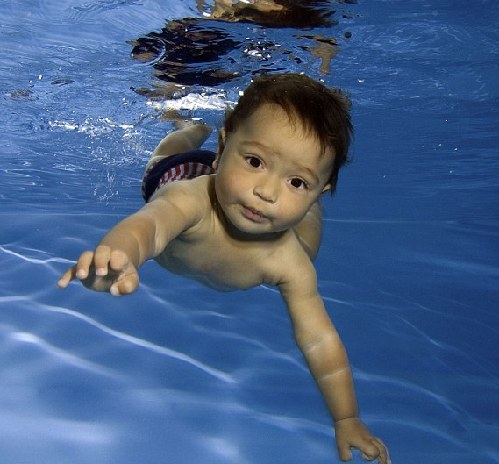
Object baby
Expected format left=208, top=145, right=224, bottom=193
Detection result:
left=58, top=74, right=389, bottom=463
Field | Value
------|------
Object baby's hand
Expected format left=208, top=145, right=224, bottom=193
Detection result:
left=335, top=418, right=390, bottom=464
left=57, top=246, right=139, bottom=296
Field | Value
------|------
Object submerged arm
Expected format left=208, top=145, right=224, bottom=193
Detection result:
left=279, top=255, right=389, bottom=463
left=281, top=271, right=358, bottom=423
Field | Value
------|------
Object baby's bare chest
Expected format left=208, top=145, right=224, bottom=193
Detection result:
left=155, top=234, right=273, bottom=290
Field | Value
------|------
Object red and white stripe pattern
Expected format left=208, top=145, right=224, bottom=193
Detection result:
left=157, top=161, right=214, bottom=189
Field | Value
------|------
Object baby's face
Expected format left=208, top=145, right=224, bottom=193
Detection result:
left=214, top=104, right=333, bottom=236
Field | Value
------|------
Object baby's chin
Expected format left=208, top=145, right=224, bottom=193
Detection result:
left=232, top=220, right=293, bottom=243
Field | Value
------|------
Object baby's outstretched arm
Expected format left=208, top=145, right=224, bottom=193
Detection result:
left=58, top=181, right=205, bottom=295
left=59, top=122, right=212, bottom=295
left=279, top=258, right=389, bottom=463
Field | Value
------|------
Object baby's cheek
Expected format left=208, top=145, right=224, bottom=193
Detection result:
left=227, top=172, right=250, bottom=194
left=284, top=200, right=310, bottom=223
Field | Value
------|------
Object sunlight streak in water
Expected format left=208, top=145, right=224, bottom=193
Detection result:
left=1, top=409, right=115, bottom=446
left=10, top=331, right=120, bottom=378
left=38, top=302, right=235, bottom=384
left=0, top=245, right=73, bottom=265
left=202, top=437, right=245, bottom=462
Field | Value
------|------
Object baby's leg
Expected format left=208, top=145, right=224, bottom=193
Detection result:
left=145, top=123, right=213, bottom=172
left=293, top=201, right=323, bottom=261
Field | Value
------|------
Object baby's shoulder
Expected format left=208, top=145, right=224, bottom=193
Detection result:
left=151, top=175, right=212, bottom=208
left=146, top=175, right=214, bottom=230
left=262, top=231, right=316, bottom=286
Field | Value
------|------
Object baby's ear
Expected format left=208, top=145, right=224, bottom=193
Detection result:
left=217, top=127, right=226, bottom=153
left=213, top=128, right=226, bottom=170
left=322, top=183, right=332, bottom=193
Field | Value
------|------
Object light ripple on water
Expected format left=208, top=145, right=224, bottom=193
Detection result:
left=0, top=237, right=238, bottom=387
left=9, top=330, right=120, bottom=379
left=0, top=245, right=73, bottom=266
left=20, top=299, right=235, bottom=384
left=0, top=408, right=115, bottom=445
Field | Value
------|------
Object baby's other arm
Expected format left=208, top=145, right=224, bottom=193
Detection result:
left=58, top=182, right=206, bottom=295
left=278, top=255, right=389, bottom=463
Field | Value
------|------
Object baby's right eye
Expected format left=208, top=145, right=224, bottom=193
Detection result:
left=246, top=156, right=262, bottom=168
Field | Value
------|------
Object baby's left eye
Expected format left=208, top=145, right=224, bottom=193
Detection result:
left=290, top=178, right=308, bottom=190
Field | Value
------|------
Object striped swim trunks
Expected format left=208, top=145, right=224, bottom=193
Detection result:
left=141, top=149, right=216, bottom=202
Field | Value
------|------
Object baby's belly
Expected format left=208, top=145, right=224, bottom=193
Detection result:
left=154, top=252, right=262, bottom=291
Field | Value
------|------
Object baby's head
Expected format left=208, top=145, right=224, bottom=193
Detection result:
left=220, top=73, right=352, bottom=192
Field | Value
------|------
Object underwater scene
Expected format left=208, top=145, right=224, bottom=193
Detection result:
left=1, top=0, right=498, bottom=463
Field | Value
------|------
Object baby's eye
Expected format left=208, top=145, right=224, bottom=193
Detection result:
left=246, top=156, right=262, bottom=168
left=290, top=178, right=308, bottom=190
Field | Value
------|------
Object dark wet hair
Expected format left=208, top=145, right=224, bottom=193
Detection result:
left=222, top=73, right=353, bottom=192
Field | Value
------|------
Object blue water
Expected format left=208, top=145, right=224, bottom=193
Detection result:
left=1, top=1, right=498, bottom=463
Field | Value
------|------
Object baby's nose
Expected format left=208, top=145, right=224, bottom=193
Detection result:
left=253, top=176, right=279, bottom=203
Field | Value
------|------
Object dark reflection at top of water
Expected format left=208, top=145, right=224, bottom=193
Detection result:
left=129, top=0, right=355, bottom=88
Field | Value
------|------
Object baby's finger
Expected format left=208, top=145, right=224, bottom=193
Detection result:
left=109, top=249, right=130, bottom=272
left=57, top=266, right=77, bottom=288
left=110, top=272, right=139, bottom=296
left=75, top=251, right=98, bottom=279
left=337, top=441, right=353, bottom=462
left=359, top=443, right=380, bottom=461
left=360, top=438, right=389, bottom=464
left=371, top=438, right=390, bottom=464
left=93, top=246, right=112, bottom=276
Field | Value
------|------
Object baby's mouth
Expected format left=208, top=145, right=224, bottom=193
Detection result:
left=241, top=205, right=267, bottom=223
